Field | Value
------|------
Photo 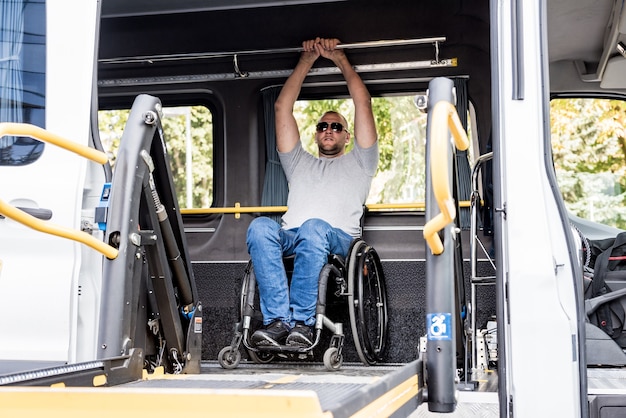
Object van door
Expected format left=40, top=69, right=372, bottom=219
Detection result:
left=0, top=0, right=102, bottom=363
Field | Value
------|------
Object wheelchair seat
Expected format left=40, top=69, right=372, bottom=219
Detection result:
left=218, top=239, right=388, bottom=371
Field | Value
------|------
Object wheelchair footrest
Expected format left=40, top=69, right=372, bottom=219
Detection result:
left=247, top=343, right=316, bottom=355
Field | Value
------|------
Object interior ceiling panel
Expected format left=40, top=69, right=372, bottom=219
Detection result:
left=98, top=1, right=483, bottom=72
left=100, top=0, right=347, bottom=17
left=100, top=0, right=616, bottom=67
left=98, top=0, right=625, bottom=91
left=547, top=0, right=612, bottom=63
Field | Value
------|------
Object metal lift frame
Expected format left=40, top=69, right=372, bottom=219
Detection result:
left=97, top=94, right=202, bottom=376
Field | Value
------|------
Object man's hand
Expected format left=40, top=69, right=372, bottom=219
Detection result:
left=303, top=38, right=347, bottom=64
left=314, top=38, right=346, bottom=64
left=301, top=38, right=321, bottom=65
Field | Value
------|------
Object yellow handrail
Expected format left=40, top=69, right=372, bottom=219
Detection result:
left=423, top=101, right=470, bottom=255
left=0, top=122, right=108, bottom=164
left=0, top=199, right=119, bottom=259
left=367, top=201, right=472, bottom=210
left=180, top=200, right=476, bottom=216
left=0, top=123, right=116, bottom=258
left=182, top=205, right=289, bottom=215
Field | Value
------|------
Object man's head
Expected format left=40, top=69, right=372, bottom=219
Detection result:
left=314, top=111, right=350, bottom=158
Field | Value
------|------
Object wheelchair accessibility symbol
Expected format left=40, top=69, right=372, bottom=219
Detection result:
left=427, top=313, right=452, bottom=341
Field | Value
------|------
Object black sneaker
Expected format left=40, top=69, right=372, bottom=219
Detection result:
left=251, top=320, right=290, bottom=347
left=286, top=321, right=314, bottom=347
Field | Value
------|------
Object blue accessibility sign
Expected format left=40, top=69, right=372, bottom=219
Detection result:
left=426, top=313, right=452, bottom=341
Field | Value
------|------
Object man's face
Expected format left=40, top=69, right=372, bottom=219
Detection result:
left=314, top=114, right=350, bottom=158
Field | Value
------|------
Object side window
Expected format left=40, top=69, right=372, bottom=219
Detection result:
left=0, top=0, right=46, bottom=166
left=551, top=98, right=626, bottom=229
left=295, top=95, right=473, bottom=205
left=98, top=105, right=214, bottom=208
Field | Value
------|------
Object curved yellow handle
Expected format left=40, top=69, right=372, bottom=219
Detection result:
left=0, top=122, right=108, bottom=164
left=0, top=199, right=118, bottom=259
left=0, top=123, right=114, bottom=258
left=423, top=101, right=470, bottom=255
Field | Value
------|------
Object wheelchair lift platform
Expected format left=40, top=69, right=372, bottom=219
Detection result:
left=0, top=359, right=511, bottom=417
left=0, top=360, right=423, bottom=417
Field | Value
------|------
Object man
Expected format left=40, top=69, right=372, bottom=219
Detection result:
left=247, top=37, right=378, bottom=348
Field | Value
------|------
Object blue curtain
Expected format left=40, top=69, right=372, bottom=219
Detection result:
left=0, top=0, right=25, bottom=149
left=260, top=86, right=288, bottom=222
left=453, top=77, right=471, bottom=230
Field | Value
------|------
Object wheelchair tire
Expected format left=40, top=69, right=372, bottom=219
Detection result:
left=248, top=350, right=275, bottom=364
left=239, top=261, right=252, bottom=319
left=347, top=240, right=388, bottom=365
left=323, top=347, right=343, bottom=371
left=218, top=346, right=241, bottom=369
left=240, top=262, right=265, bottom=328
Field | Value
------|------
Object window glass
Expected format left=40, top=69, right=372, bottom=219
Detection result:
left=98, top=105, right=213, bottom=208
left=295, top=95, right=473, bottom=205
left=551, top=98, right=626, bottom=229
left=0, top=0, right=46, bottom=166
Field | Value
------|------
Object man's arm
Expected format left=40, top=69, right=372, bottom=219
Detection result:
left=317, top=38, right=378, bottom=149
left=274, top=40, right=319, bottom=153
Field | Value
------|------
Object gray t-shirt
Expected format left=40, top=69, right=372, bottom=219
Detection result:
left=278, top=140, right=379, bottom=237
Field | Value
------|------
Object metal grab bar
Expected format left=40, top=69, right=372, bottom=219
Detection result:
left=0, top=123, right=108, bottom=164
left=469, top=152, right=495, bottom=370
left=100, top=37, right=447, bottom=65
left=423, top=101, right=470, bottom=255
left=0, top=199, right=119, bottom=259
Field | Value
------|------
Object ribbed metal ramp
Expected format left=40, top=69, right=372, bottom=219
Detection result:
left=129, top=368, right=383, bottom=411
left=0, top=360, right=422, bottom=418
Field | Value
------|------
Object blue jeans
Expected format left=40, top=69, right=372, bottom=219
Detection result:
left=246, top=217, right=353, bottom=327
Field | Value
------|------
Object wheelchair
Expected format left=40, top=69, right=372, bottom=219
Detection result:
left=218, top=239, right=388, bottom=371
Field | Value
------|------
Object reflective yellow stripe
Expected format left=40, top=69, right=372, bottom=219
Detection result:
left=264, top=374, right=302, bottom=386
left=0, top=387, right=334, bottom=418
left=92, top=374, right=107, bottom=387
left=350, top=375, right=419, bottom=418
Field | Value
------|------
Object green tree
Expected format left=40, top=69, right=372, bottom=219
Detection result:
left=98, top=109, right=128, bottom=165
left=162, top=107, right=213, bottom=208
left=100, top=94, right=464, bottom=210
left=372, top=96, right=427, bottom=203
left=551, top=98, right=626, bottom=228
left=295, top=95, right=425, bottom=204
left=98, top=105, right=213, bottom=209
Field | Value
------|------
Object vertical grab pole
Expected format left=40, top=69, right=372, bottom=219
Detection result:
left=425, top=77, right=457, bottom=413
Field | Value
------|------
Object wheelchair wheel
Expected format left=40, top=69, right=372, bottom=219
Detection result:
left=218, top=346, right=241, bottom=369
left=347, top=240, right=388, bottom=365
left=248, top=350, right=275, bottom=364
left=323, top=347, right=343, bottom=371
left=239, top=261, right=253, bottom=319
left=239, top=262, right=271, bottom=362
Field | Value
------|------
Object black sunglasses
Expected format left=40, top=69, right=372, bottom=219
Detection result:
left=315, top=121, right=345, bottom=133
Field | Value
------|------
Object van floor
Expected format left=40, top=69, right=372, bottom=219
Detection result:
left=122, top=360, right=501, bottom=417
left=588, top=367, right=626, bottom=392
